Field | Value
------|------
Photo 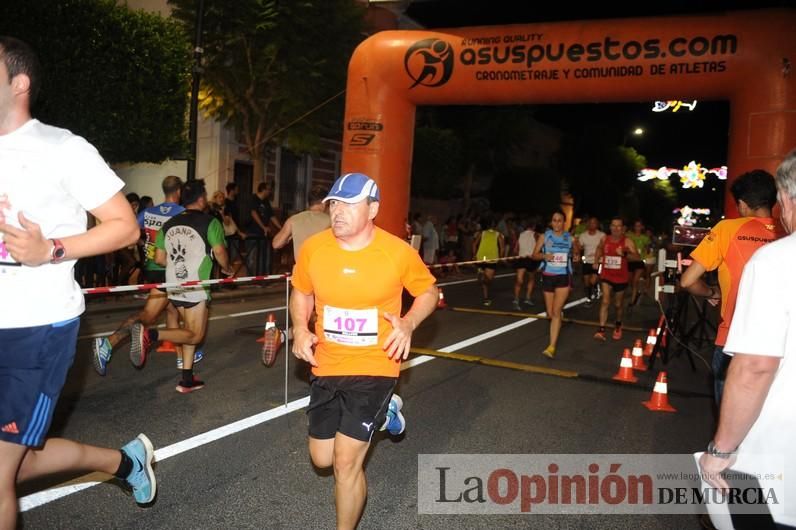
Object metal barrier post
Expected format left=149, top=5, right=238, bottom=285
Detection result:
left=284, top=274, right=290, bottom=406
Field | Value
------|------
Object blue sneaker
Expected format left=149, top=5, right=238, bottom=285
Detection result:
left=380, top=394, right=405, bottom=435
left=92, top=337, right=112, bottom=376
left=120, top=433, right=156, bottom=504
left=176, top=349, right=204, bottom=370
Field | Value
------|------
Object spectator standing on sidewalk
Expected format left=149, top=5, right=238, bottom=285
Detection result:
left=244, top=182, right=281, bottom=275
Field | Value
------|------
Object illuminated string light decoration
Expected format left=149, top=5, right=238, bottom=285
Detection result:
left=679, top=161, right=705, bottom=188
left=710, top=166, right=728, bottom=180
left=638, top=167, right=677, bottom=182
left=652, top=100, right=698, bottom=112
left=674, top=205, right=711, bottom=226
left=637, top=161, right=728, bottom=188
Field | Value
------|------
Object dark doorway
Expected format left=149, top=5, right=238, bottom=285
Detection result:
left=279, top=150, right=303, bottom=217
left=234, top=160, right=254, bottom=226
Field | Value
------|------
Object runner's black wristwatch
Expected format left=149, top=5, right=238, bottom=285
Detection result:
left=50, top=239, right=66, bottom=264
left=707, top=440, right=736, bottom=459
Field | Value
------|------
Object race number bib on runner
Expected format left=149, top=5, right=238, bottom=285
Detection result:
left=323, top=306, right=378, bottom=347
left=604, top=255, right=622, bottom=269
left=551, top=252, right=568, bottom=265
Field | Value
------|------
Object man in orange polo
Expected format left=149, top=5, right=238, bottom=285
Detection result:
left=290, top=173, right=438, bottom=530
left=681, top=169, right=781, bottom=405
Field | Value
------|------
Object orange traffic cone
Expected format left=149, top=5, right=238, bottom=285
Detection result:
left=643, top=328, right=657, bottom=357
left=642, top=372, right=677, bottom=412
left=631, top=339, right=648, bottom=371
left=612, top=348, right=638, bottom=383
left=655, top=314, right=667, bottom=349
left=157, top=340, right=177, bottom=353
left=256, top=313, right=277, bottom=343
left=437, top=289, right=448, bottom=309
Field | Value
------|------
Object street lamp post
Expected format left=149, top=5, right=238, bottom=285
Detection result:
left=187, top=0, right=205, bottom=182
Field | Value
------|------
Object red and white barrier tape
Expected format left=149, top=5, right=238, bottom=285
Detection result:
left=81, top=253, right=554, bottom=295
left=82, top=255, right=527, bottom=294
left=81, top=274, right=288, bottom=295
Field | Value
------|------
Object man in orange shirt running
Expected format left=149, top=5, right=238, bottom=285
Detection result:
left=681, top=170, right=780, bottom=405
left=290, top=173, right=438, bottom=530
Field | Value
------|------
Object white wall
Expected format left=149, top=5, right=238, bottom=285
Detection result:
left=114, top=160, right=187, bottom=202
left=197, top=114, right=246, bottom=195
left=113, top=114, right=244, bottom=200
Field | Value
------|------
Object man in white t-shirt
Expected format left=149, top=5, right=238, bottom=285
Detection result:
left=421, top=214, right=440, bottom=265
left=576, top=217, right=605, bottom=304
left=699, top=149, right=796, bottom=528
left=0, top=37, right=156, bottom=527
left=512, top=218, right=539, bottom=310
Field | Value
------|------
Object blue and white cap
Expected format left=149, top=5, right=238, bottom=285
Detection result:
left=323, top=173, right=380, bottom=204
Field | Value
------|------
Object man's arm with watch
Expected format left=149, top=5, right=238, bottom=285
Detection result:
left=680, top=260, right=721, bottom=306
left=0, top=192, right=138, bottom=266
left=698, top=352, right=780, bottom=490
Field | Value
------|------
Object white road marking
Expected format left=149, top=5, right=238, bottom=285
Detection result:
left=20, top=287, right=585, bottom=512
left=18, top=397, right=310, bottom=512
left=402, top=297, right=588, bottom=368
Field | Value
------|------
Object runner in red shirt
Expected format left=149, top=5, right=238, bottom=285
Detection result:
left=594, top=217, right=639, bottom=341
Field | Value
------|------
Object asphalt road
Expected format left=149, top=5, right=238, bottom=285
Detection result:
left=16, top=270, right=719, bottom=529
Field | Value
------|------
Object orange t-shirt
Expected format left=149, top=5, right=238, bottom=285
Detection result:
left=689, top=217, right=780, bottom=345
left=291, top=227, right=436, bottom=377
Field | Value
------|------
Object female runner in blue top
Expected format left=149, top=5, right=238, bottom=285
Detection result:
left=532, top=210, right=580, bottom=358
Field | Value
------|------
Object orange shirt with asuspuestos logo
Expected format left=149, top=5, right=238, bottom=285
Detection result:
left=291, top=227, right=436, bottom=377
left=689, top=217, right=780, bottom=346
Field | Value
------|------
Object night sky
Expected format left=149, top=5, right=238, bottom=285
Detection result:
left=404, top=0, right=790, bottom=29
left=403, top=0, right=790, bottom=216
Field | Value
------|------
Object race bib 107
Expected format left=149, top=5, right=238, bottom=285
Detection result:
left=323, top=306, right=378, bottom=347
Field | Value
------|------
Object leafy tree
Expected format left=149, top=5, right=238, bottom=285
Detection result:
left=557, top=125, right=640, bottom=220
left=615, top=146, right=679, bottom=231
left=490, top=166, right=561, bottom=214
left=0, top=0, right=191, bottom=163
left=169, top=0, right=365, bottom=183
left=421, top=105, right=535, bottom=208
left=631, top=178, right=678, bottom=231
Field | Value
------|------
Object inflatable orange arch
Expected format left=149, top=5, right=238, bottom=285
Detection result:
left=340, top=8, right=796, bottom=236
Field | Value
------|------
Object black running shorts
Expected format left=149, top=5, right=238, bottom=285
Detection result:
left=307, top=375, right=397, bottom=442
left=513, top=258, right=540, bottom=271
left=143, top=269, right=167, bottom=292
left=628, top=261, right=645, bottom=272
left=600, top=279, right=628, bottom=292
left=541, top=273, right=571, bottom=292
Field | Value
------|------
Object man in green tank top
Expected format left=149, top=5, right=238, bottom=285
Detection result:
left=472, top=216, right=505, bottom=306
